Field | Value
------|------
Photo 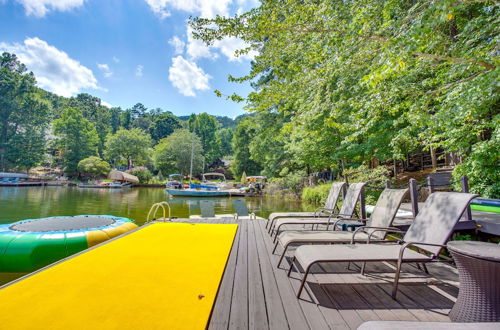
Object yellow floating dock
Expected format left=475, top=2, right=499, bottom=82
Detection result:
left=0, top=222, right=238, bottom=329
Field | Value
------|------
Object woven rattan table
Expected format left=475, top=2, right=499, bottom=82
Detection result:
left=447, top=241, right=500, bottom=322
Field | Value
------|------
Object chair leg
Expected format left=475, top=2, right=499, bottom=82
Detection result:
left=297, top=265, right=313, bottom=299
left=277, top=244, right=289, bottom=268
left=392, top=259, right=403, bottom=299
left=360, top=262, right=366, bottom=275
left=272, top=241, right=279, bottom=254
left=422, top=263, right=429, bottom=275
left=287, top=256, right=296, bottom=277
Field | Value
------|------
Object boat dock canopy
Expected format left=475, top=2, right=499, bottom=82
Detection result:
left=108, top=170, right=139, bottom=183
left=0, top=223, right=238, bottom=329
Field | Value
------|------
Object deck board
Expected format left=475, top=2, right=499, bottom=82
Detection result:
left=176, top=217, right=459, bottom=329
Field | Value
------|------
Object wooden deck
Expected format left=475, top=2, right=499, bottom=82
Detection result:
left=175, top=217, right=460, bottom=330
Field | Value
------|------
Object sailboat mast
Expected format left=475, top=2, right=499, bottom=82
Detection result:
left=189, top=133, right=194, bottom=180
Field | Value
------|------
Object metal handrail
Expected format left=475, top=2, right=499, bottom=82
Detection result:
left=146, top=202, right=171, bottom=223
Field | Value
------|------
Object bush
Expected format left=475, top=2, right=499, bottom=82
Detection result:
left=302, top=183, right=332, bottom=204
left=127, top=166, right=152, bottom=183
left=77, top=156, right=110, bottom=179
left=343, top=165, right=391, bottom=204
left=266, top=170, right=307, bottom=199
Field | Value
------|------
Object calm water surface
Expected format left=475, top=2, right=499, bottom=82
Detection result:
left=0, top=186, right=312, bottom=225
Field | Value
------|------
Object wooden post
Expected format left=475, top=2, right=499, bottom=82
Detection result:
left=409, top=178, right=419, bottom=217
left=360, top=186, right=367, bottom=220
left=461, top=176, right=472, bottom=221
left=430, top=146, right=437, bottom=169
left=385, top=180, right=392, bottom=188
left=427, top=176, right=434, bottom=194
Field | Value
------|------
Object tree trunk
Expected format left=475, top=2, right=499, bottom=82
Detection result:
left=430, top=146, right=437, bottom=169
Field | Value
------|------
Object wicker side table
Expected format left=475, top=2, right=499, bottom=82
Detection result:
left=447, top=241, right=500, bottom=322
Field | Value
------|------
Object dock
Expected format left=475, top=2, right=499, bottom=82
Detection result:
left=179, top=217, right=460, bottom=330
left=0, top=216, right=468, bottom=329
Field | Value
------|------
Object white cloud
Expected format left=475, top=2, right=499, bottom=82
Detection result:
left=135, top=65, right=144, bottom=77
left=97, top=63, right=113, bottom=78
left=145, top=0, right=231, bottom=19
left=101, top=100, right=113, bottom=108
left=214, top=37, right=257, bottom=62
left=0, top=37, right=100, bottom=97
left=186, top=26, right=217, bottom=60
left=168, top=36, right=185, bottom=55
left=168, top=56, right=210, bottom=97
left=112, top=56, right=120, bottom=63
left=14, top=0, right=85, bottom=17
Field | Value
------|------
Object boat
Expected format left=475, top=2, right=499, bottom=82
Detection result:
left=166, top=173, right=232, bottom=197
left=165, top=174, right=184, bottom=189
left=165, top=189, right=230, bottom=197
left=470, top=198, right=500, bottom=214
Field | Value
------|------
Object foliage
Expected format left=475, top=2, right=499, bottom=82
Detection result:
left=0, top=52, right=50, bottom=171
left=188, top=112, right=221, bottom=165
left=53, top=107, right=99, bottom=174
left=127, top=166, right=153, bottom=183
left=104, top=128, right=152, bottom=169
left=216, top=128, right=234, bottom=157
left=343, top=165, right=391, bottom=204
left=149, top=111, right=182, bottom=142
left=77, top=156, right=111, bottom=178
left=302, top=183, right=333, bottom=204
left=153, top=129, right=204, bottom=176
left=267, top=171, right=307, bottom=199
left=231, top=117, right=262, bottom=179
left=190, top=0, right=500, bottom=196
left=453, top=128, right=500, bottom=198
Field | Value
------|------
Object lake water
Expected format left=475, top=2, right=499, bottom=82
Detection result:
left=0, top=186, right=311, bottom=226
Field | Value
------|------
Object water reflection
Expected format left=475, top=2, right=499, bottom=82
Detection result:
left=0, top=186, right=313, bottom=225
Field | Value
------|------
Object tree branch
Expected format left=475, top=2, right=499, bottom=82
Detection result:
left=412, top=52, right=495, bottom=70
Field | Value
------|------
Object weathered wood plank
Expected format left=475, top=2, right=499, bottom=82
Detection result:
left=229, top=217, right=249, bottom=329
left=256, top=219, right=311, bottom=330
left=251, top=220, right=289, bottom=330
left=208, top=219, right=241, bottom=330
left=247, top=219, right=270, bottom=330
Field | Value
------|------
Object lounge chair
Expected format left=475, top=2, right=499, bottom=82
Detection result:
left=273, top=188, right=409, bottom=267
left=288, top=191, right=478, bottom=299
left=266, top=181, right=346, bottom=232
left=232, top=199, right=256, bottom=220
left=357, top=321, right=499, bottom=329
left=189, top=200, right=234, bottom=219
left=270, top=182, right=366, bottom=241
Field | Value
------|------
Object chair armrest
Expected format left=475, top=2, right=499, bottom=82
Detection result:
left=351, top=226, right=404, bottom=244
left=399, top=242, right=447, bottom=261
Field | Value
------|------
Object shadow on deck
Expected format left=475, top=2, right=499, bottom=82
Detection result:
left=174, top=218, right=459, bottom=330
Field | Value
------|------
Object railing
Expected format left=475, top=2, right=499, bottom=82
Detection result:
left=146, top=202, right=172, bottom=223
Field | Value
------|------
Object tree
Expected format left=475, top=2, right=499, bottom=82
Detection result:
left=0, top=52, right=50, bottom=171
left=153, top=129, right=204, bottom=176
left=77, top=156, right=111, bottom=178
left=53, top=107, right=99, bottom=174
left=188, top=113, right=221, bottom=165
left=68, top=93, right=111, bottom=157
left=105, top=128, right=152, bottom=169
left=231, top=117, right=262, bottom=178
left=216, top=128, right=234, bottom=157
left=149, top=111, right=182, bottom=142
left=191, top=1, right=499, bottom=196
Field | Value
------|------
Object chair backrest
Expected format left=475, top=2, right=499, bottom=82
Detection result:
left=339, top=182, right=366, bottom=217
left=323, top=182, right=347, bottom=211
left=233, top=199, right=249, bottom=216
left=403, top=192, right=479, bottom=256
left=200, top=200, right=215, bottom=218
left=366, top=188, right=409, bottom=237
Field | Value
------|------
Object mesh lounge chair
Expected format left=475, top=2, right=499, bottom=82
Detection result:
left=233, top=199, right=256, bottom=220
left=288, top=191, right=479, bottom=299
left=273, top=188, right=409, bottom=268
left=357, top=321, right=499, bottom=330
left=270, top=182, right=366, bottom=241
left=266, top=182, right=346, bottom=232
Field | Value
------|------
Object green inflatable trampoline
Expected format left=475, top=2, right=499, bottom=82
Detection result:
left=0, top=215, right=137, bottom=272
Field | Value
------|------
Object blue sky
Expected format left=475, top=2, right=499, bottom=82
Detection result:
left=0, top=0, right=258, bottom=117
